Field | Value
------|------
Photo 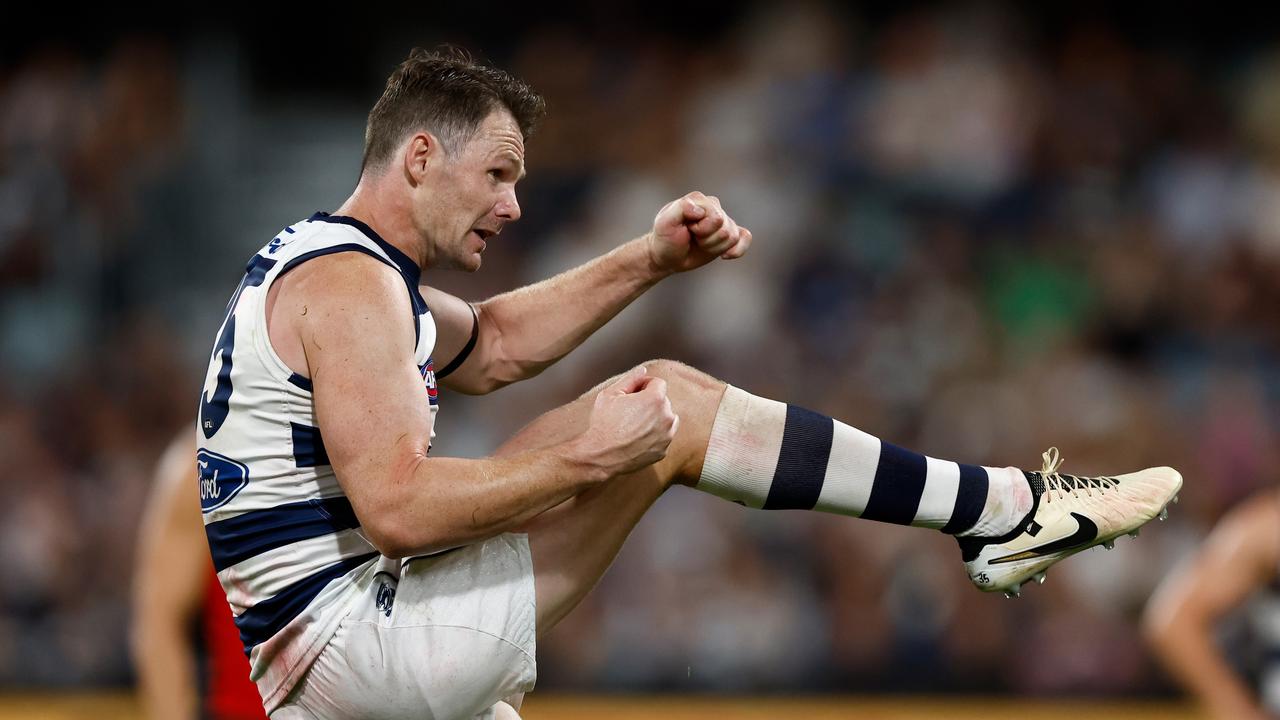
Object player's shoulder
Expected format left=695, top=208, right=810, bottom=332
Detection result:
left=265, top=212, right=419, bottom=327
left=276, top=245, right=407, bottom=311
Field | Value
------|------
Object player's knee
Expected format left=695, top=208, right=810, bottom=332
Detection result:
left=641, top=358, right=698, bottom=387
left=639, top=359, right=724, bottom=401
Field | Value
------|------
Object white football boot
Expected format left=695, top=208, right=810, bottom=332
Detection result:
left=958, top=448, right=1182, bottom=598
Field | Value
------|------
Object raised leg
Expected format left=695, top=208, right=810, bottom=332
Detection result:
left=494, top=360, right=726, bottom=635
left=504, top=355, right=1181, bottom=622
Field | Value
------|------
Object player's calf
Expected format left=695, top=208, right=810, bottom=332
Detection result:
left=691, top=386, right=1183, bottom=596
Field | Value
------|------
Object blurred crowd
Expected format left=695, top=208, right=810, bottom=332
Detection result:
left=3, top=2, right=1280, bottom=697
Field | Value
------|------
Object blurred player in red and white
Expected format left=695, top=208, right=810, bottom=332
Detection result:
left=132, top=430, right=266, bottom=720
left=1145, top=489, right=1280, bottom=720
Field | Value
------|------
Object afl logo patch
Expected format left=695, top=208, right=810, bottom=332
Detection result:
left=420, top=359, right=439, bottom=406
left=197, top=449, right=249, bottom=513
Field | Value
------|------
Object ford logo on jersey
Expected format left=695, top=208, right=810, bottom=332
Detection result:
left=197, top=449, right=250, bottom=513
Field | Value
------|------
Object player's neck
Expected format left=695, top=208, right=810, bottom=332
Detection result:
left=334, top=183, right=429, bottom=270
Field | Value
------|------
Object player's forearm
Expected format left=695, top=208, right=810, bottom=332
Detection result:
left=476, top=236, right=665, bottom=384
left=362, top=439, right=608, bottom=558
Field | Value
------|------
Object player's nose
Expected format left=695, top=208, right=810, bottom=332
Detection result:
left=496, top=189, right=521, bottom=222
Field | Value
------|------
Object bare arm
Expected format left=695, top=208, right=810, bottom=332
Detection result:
left=434, top=192, right=752, bottom=395
left=1143, top=492, right=1280, bottom=720
left=287, top=253, right=677, bottom=558
left=424, top=240, right=656, bottom=394
left=131, top=430, right=205, bottom=720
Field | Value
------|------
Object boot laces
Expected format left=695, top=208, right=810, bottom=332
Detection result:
left=1039, top=447, right=1117, bottom=504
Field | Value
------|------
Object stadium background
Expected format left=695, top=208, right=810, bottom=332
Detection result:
left=2, top=2, right=1278, bottom=715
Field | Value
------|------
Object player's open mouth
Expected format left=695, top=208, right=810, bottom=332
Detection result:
left=471, top=228, right=497, bottom=248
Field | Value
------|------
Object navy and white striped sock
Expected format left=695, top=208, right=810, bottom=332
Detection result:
left=697, top=386, right=1032, bottom=537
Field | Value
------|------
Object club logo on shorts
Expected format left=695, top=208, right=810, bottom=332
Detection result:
left=197, top=449, right=250, bottom=513
left=375, top=573, right=397, bottom=617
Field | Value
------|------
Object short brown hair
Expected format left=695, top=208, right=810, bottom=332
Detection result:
left=361, top=46, right=545, bottom=172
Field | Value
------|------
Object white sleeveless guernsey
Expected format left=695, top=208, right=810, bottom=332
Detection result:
left=195, top=212, right=441, bottom=710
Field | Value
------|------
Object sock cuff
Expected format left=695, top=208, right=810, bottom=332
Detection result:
left=696, top=385, right=787, bottom=508
left=956, top=466, right=1031, bottom=537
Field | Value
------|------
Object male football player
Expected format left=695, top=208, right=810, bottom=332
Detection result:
left=198, top=48, right=1182, bottom=719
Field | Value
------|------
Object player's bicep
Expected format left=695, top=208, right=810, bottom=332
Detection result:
left=294, top=257, right=432, bottom=503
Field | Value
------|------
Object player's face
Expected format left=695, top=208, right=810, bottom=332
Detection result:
left=417, top=109, right=525, bottom=271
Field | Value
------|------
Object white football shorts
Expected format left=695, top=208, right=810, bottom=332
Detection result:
left=270, top=533, right=537, bottom=720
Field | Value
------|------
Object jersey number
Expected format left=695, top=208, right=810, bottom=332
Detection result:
left=199, top=255, right=277, bottom=439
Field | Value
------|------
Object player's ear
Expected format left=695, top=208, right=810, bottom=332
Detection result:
left=402, top=132, right=441, bottom=185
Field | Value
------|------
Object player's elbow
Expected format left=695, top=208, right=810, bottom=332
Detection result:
left=467, top=304, right=550, bottom=393
left=480, top=361, right=537, bottom=395
left=357, top=504, right=440, bottom=559
left=364, top=522, right=467, bottom=560
left=364, top=502, right=489, bottom=559
left=445, top=357, right=540, bottom=396
left=350, top=456, right=490, bottom=557
left=359, top=518, right=430, bottom=559
left=450, top=370, right=511, bottom=396
left=367, top=535, right=414, bottom=561
left=357, top=496, right=467, bottom=560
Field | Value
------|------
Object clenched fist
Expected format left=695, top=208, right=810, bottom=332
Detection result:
left=574, top=366, right=680, bottom=479
left=647, top=191, right=753, bottom=274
